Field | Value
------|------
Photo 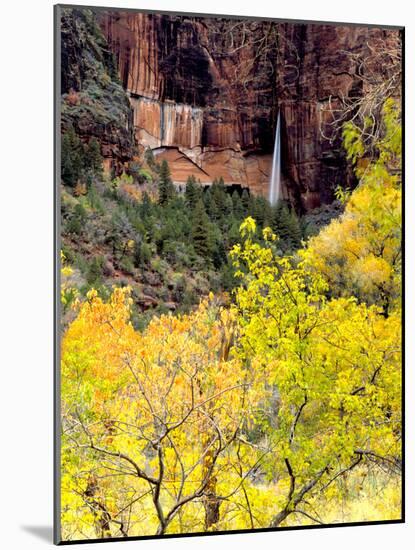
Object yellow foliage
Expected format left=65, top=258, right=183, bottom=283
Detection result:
left=302, top=147, right=401, bottom=313
left=60, top=250, right=78, bottom=311
left=61, top=290, right=265, bottom=539
left=60, top=100, right=402, bottom=541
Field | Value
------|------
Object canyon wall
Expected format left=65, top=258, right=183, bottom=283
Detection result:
left=60, top=8, right=136, bottom=173
left=95, top=11, right=398, bottom=209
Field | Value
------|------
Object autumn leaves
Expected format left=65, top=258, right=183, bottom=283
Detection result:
left=60, top=101, right=402, bottom=539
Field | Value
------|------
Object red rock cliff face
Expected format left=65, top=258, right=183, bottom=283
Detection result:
left=275, top=23, right=399, bottom=209
left=99, top=12, right=399, bottom=209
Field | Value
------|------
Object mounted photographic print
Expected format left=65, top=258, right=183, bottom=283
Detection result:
left=54, top=4, right=404, bottom=544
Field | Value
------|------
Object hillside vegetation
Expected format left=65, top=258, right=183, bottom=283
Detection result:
left=60, top=100, right=402, bottom=540
left=61, top=142, right=310, bottom=328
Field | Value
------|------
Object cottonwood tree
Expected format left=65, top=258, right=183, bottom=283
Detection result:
left=230, top=217, right=401, bottom=527
left=61, top=289, right=262, bottom=538
left=319, top=31, right=402, bottom=159
left=305, top=100, right=402, bottom=314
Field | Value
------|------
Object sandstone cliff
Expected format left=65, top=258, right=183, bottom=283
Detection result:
left=97, top=11, right=399, bottom=209
left=61, top=8, right=399, bottom=210
left=60, top=8, right=135, bottom=173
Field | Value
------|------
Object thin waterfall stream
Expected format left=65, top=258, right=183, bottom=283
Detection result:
left=269, top=111, right=281, bottom=206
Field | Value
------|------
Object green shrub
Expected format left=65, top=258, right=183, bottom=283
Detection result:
left=86, top=255, right=105, bottom=285
left=119, top=257, right=135, bottom=276
left=66, top=203, right=87, bottom=235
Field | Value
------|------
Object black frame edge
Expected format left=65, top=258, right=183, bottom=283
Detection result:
left=54, top=3, right=63, bottom=546
left=55, top=3, right=404, bottom=30
left=400, top=24, right=405, bottom=525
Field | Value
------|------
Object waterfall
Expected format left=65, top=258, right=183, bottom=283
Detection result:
left=269, top=111, right=281, bottom=206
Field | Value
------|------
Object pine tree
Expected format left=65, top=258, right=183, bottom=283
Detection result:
left=287, top=208, right=302, bottom=249
left=223, top=194, right=233, bottom=217
left=204, top=187, right=220, bottom=221
left=140, top=192, right=152, bottom=218
left=212, top=238, right=227, bottom=269
left=241, top=189, right=250, bottom=213
left=86, top=255, right=104, bottom=285
left=272, top=201, right=302, bottom=250
left=247, top=194, right=257, bottom=218
left=158, top=160, right=174, bottom=205
left=134, top=237, right=151, bottom=268
left=191, top=199, right=212, bottom=258
left=232, top=191, right=244, bottom=219
left=263, top=199, right=274, bottom=229
left=85, top=137, right=103, bottom=177
left=144, top=147, right=156, bottom=168
left=252, top=196, right=272, bottom=228
left=203, top=188, right=213, bottom=216
left=211, top=178, right=228, bottom=219
left=185, top=175, right=200, bottom=209
left=272, top=201, right=291, bottom=242
left=61, top=126, right=84, bottom=187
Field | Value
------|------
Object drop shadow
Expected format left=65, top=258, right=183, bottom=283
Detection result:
left=21, top=525, right=53, bottom=543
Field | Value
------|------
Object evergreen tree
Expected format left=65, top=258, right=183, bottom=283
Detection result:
left=223, top=194, right=234, bottom=217
left=252, top=196, right=272, bottom=228
left=144, top=147, right=156, bottom=168
left=86, top=255, right=104, bottom=285
left=211, top=179, right=228, bottom=219
left=287, top=208, right=302, bottom=249
left=262, top=198, right=274, bottom=229
left=191, top=199, right=212, bottom=259
left=272, top=201, right=302, bottom=250
left=185, top=175, right=200, bottom=209
left=134, top=238, right=152, bottom=268
left=241, top=189, right=250, bottom=213
left=204, top=187, right=220, bottom=221
left=61, top=126, right=84, bottom=187
left=84, top=137, right=103, bottom=177
left=158, top=160, right=174, bottom=205
left=203, top=188, right=213, bottom=215
left=140, top=192, right=152, bottom=218
left=67, top=202, right=87, bottom=235
left=212, top=238, right=227, bottom=269
left=232, top=191, right=244, bottom=218
left=272, top=201, right=291, bottom=242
